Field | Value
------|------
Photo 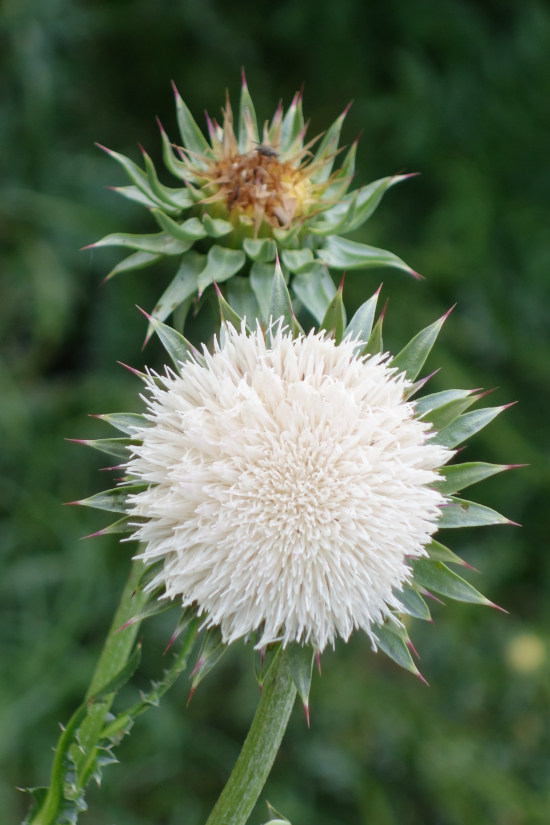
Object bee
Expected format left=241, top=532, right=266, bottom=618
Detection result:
left=255, top=144, right=279, bottom=159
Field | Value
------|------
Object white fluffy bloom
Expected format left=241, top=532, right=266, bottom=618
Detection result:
left=126, top=325, right=450, bottom=651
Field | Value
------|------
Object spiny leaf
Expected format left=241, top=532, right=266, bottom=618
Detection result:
left=172, top=82, right=211, bottom=165
left=286, top=643, right=315, bottom=724
left=435, top=462, right=512, bottom=495
left=119, top=592, right=180, bottom=631
left=281, top=248, right=314, bottom=273
left=140, top=308, right=200, bottom=368
left=427, top=540, right=468, bottom=567
left=197, top=245, right=246, bottom=294
left=165, top=605, right=199, bottom=652
left=373, top=624, right=421, bottom=677
left=151, top=210, right=207, bottom=242
left=411, top=558, right=492, bottom=605
left=320, top=276, right=346, bottom=343
left=97, top=145, right=161, bottom=204
left=343, top=286, right=381, bottom=351
left=92, top=413, right=149, bottom=435
left=83, top=516, right=146, bottom=538
left=92, top=643, right=142, bottom=702
left=437, top=497, right=512, bottom=529
left=413, top=389, right=473, bottom=417
left=243, top=237, right=276, bottom=263
left=103, top=250, right=162, bottom=283
left=74, top=485, right=148, bottom=514
left=149, top=250, right=205, bottom=330
left=269, top=257, right=293, bottom=331
left=238, top=71, right=259, bottom=152
left=291, top=263, right=336, bottom=324
left=202, top=213, right=233, bottom=238
left=250, top=262, right=277, bottom=322
left=109, top=184, right=167, bottom=211
left=189, top=626, right=227, bottom=698
left=136, top=560, right=165, bottom=593
left=214, top=283, right=247, bottom=331
left=422, top=393, right=480, bottom=432
left=395, top=586, right=431, bottom=621
left=309, top=104, right=349, bottom=183
left=432, top=405, right=511, bottom=449
left=280, top=92, right=304, bottom=154
left=158, top=118, right=196, bottom=183
left=362, top=304, right=386, bottom=356
left=342, top=174, right=412, bottom=234
left=87, top=231, right=192, bottom=256
left=67, top=438, right=141, bottom=460
left=317, top=234, right=419, bottom=277
left=141, top=148, right=192, bottom=210
left=391, top=308, right=452, bottom=382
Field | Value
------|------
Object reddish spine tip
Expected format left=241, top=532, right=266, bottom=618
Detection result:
left=187, top=687, right=196, bottom=705
left=304, top=702, right=311, bottom=727
left=213, top=281, right=222, bottom=298
left=190, top=658, right=204, bottom=679
left=416, top=671, right=430, bottom=686
left=94, top=142, right=111, bottom=154
left=136, top=305, right=153, bottom=322
left=461, top=561, right=481, bottom=573
left=116, top=619, right=134, bottom=634
left=374, top=283, right=383, bottom=297
left=406, top=639, right=420, bottom=659
left=488, top=601, right=509, bottom=614
left=506, top=463, right=529, bottom=470
left=117, top=361, right=141, bottom=377
left=342, top=100, right=353, bottom=117
left=164, top=633, right=178, bottom=655
left=410, top=270, right=425, bottom=281
left=507, top=520, right=522, bottom=527
left=80, top=243, right=96, bottom=251
left=501, top=401, right=518, bottom=411
left=380, top=299, right=389, bottom=321
left=241, top=66, right=247, bottom=87
left=316, top=651, right=322, bottom=675
left=442, top=303, right=457, bottom=321
left=63, top=500, right=80, bottom=507
left=338, top=273, right=346, bottom=291
left=171, top=79, right=179, bottom=97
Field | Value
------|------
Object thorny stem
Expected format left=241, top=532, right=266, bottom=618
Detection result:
left=205, top=646, right=297, bottom=825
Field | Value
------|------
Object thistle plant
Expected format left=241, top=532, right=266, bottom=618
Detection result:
left=22, top=78, right=519, bottom=825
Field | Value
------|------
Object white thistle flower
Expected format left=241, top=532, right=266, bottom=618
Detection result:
left=125, top=324, right=451, bottom=652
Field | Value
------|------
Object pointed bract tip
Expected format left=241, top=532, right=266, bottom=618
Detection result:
left=304, top=702, right=311, bottom=727
left=316, top=651, right=322, bottom=675
left=190, top=657, right=204, bottom=679
left=442, top=303, right=457, bottom=321
left=406, top=639, right=420, bottom=659
left=400, top=171, right=421, bottom=180
left=81, top=528, right=105, bottom=540
left=421, top=589, right=445, bottom=605
left=171, top=79, right=180, bottom=98
left=213, top=281, right=223, bottom=298
left=487, top=600, right=509, bottom=614
left=63, top=500, right=80, bottom=507
left=136, top=305, right=153, bottom=322
left=410, top=270, right=425, bottom=281
left=65, top=438, right=87, bottom=446
left=117, top=361, right=142, bottom=378
left=187, top=686, right=196, bottom=705
left=80, top=243, right=96, bottom=251
left=416, top=671, right=430, bottom=686
left=507, top=519, right=522, bottom=527
left=156, top=115, right=165, bottom=133
left=374, top=282, right=383, bottom=296
left=342, top=100, right=353, bottom=117
left=164, top=632, right=178, bottom=655
left=380, top=299, right=389, bottom=320
left=462, top=561, right=481, bottom=573
left=501, top=401, right=518, bottom=411
left=115, top=619, right=135, bottom=634
left=338, top=273, right=345, bottom=291
left=241, top=66, right=247, bottom=87
left=476, top=388, right=497, bottom=401
left=95, top=142, right=111, bottom=154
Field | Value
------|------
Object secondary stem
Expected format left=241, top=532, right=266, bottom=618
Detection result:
left=205, top=647, right=297, bottom=825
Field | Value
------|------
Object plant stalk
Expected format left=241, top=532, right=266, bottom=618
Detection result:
left=205, top=647, right=297, bottom=825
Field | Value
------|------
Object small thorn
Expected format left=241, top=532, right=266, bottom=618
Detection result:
left=374, top=282, right=383, bottom=297
left=164, top=631, right=178, bottom=655
left=187, top=686, right=196, bottom=705
left=63, top=500, right=80, bottom=507
left=338, top=273, right=345, bottom=292
left=476, top=388, right=497, bottom=401
left=80, top=529, right=105, bottom=540
left=380, top=299, right=389, bottom=321
left=241, top=66, right=247, bottom=87
left=500, top=401, right=518, bottom=411
left=65, top=438, right=87, bottom=446
left=416, top=671, right=430, bottom=686
left=316, top=651, right=322, bottom=675
left=190, top=657, right=204, bottom=679
left=406, top=639, right=420, bottom=659
left=420, top=588, right=445, bottom=605
left=99, top=464, right=124, bottom=472
left=399, top=171, right=421, bottom=180
left=506, top=463, right=529, bottom=471
left=259, top=683, right=263, bottom=695
left=156, top=115, right=165, bottom=133
left=260, top=647, right=266, bottom=667
left=442, top=304, right=457, bottom=321
left=304, top=702, right=310, bottom=727
left=507, top=519, right=522, bottom=527
left=59, top=722, right=66, bottom=731
left=115, top=619, right=134, bottom=634
left=410, top=270, right=425, bottom=281
left=462, top=561, right=480, bottom=573
left=171, top=79, right=180, bottom=98
left=117, top=361, right=142, bottom=378
left=342, top=100, right=353, bottom=117
left=487, top=601, right=509, bottom=614
left=95, top=142, right=112, bottom=155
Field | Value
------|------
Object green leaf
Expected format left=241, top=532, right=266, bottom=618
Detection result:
left=226, top=277, right=262, bottom=327
left=342, top=175, right=411, bottom=234
left=110, top=185, right=167, bottom=211
left=411, top=558, right=491, bottom=605
left=92, top=643, right=142, bottom=702
left=202, top=213, right=233, bottom=238
left=413, top=389, right=472, bottom=417
left=422, top=394, right=480, bottom=432
left=437, top=497, right=511, bottom=528
left=269, top=258, right=293, bottom=331
left=362, top=307, right=385, bottom=356
left=70, top=438, right=141, bottom=460
left=250, top=262, right=276, bottom=322
left=158, top=119, right=196, bottom=183
left=286, top=644, right=314, bottom=720
left=280, top=92, right=304, bottom=154
left=197, top=245, right=246, bottom=294
left=317, top=235, right=418, bottom=277
left=172, top=83, right=211, bottom=166
left=431, top=405, right=509, bottom=448
left=86, top=516, right=146, bottom=537
left=94, top=413, right=150, bottom=435
left=343, top=287, right=380, bottom=350
left=320, top=279, right=346, bottom=342
left=373, top=624, right=420, bottom=676
left=391, top=309, right=451, bottom=382
left=89, top=231, right=192, bottom=256
left=281, top=248, right=314, bottom=273
left=152, top=210, right=207, bottom=242
left=238, top=73, right=259, bottom=152
left=395, top=586, right=431, bottom=621
left=190, top=626, right=227, bottom=695
left=143, top=311, right=200, bottom=369
left=214, top=284, right=246, bottom=330
left=98, top=145, right=162, bottom=205
left=75, top=485, right=148, bottom=514
left=243, top=237, right=276, bottom=263
left=435, top=462, right=510, bottom=495
left=141, top=149, right=192, bottom=210
left=291, top=263, right=336, bottom=324
left=149, top=250, right=205, bottom=328
left=103, top=250, right=162, bottom=283
left=427, top=540, right=468, bottom=567
left=309, top=105, right=349, bottom=183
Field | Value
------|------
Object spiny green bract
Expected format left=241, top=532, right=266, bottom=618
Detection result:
left=87, top=73, right=420, bottom=343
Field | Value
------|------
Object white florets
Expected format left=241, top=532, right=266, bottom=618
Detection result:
left=125, top=325, right=450, bottom=651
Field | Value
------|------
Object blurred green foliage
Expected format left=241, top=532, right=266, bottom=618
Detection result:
left=1, top=0, right=550, bottom=823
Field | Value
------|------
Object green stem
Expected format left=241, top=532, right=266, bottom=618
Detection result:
left=205, top=647, right=297, bottom=825
left=30, top=559, right=147, bottom=825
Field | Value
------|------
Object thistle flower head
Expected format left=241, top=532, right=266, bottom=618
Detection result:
left=126, top=324, right=450, bottom=651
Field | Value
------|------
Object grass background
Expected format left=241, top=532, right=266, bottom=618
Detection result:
left=1, top=0, right=550, bottom=823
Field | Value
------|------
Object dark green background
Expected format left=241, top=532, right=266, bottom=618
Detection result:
left=2, top=0, right=550, bottom=823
